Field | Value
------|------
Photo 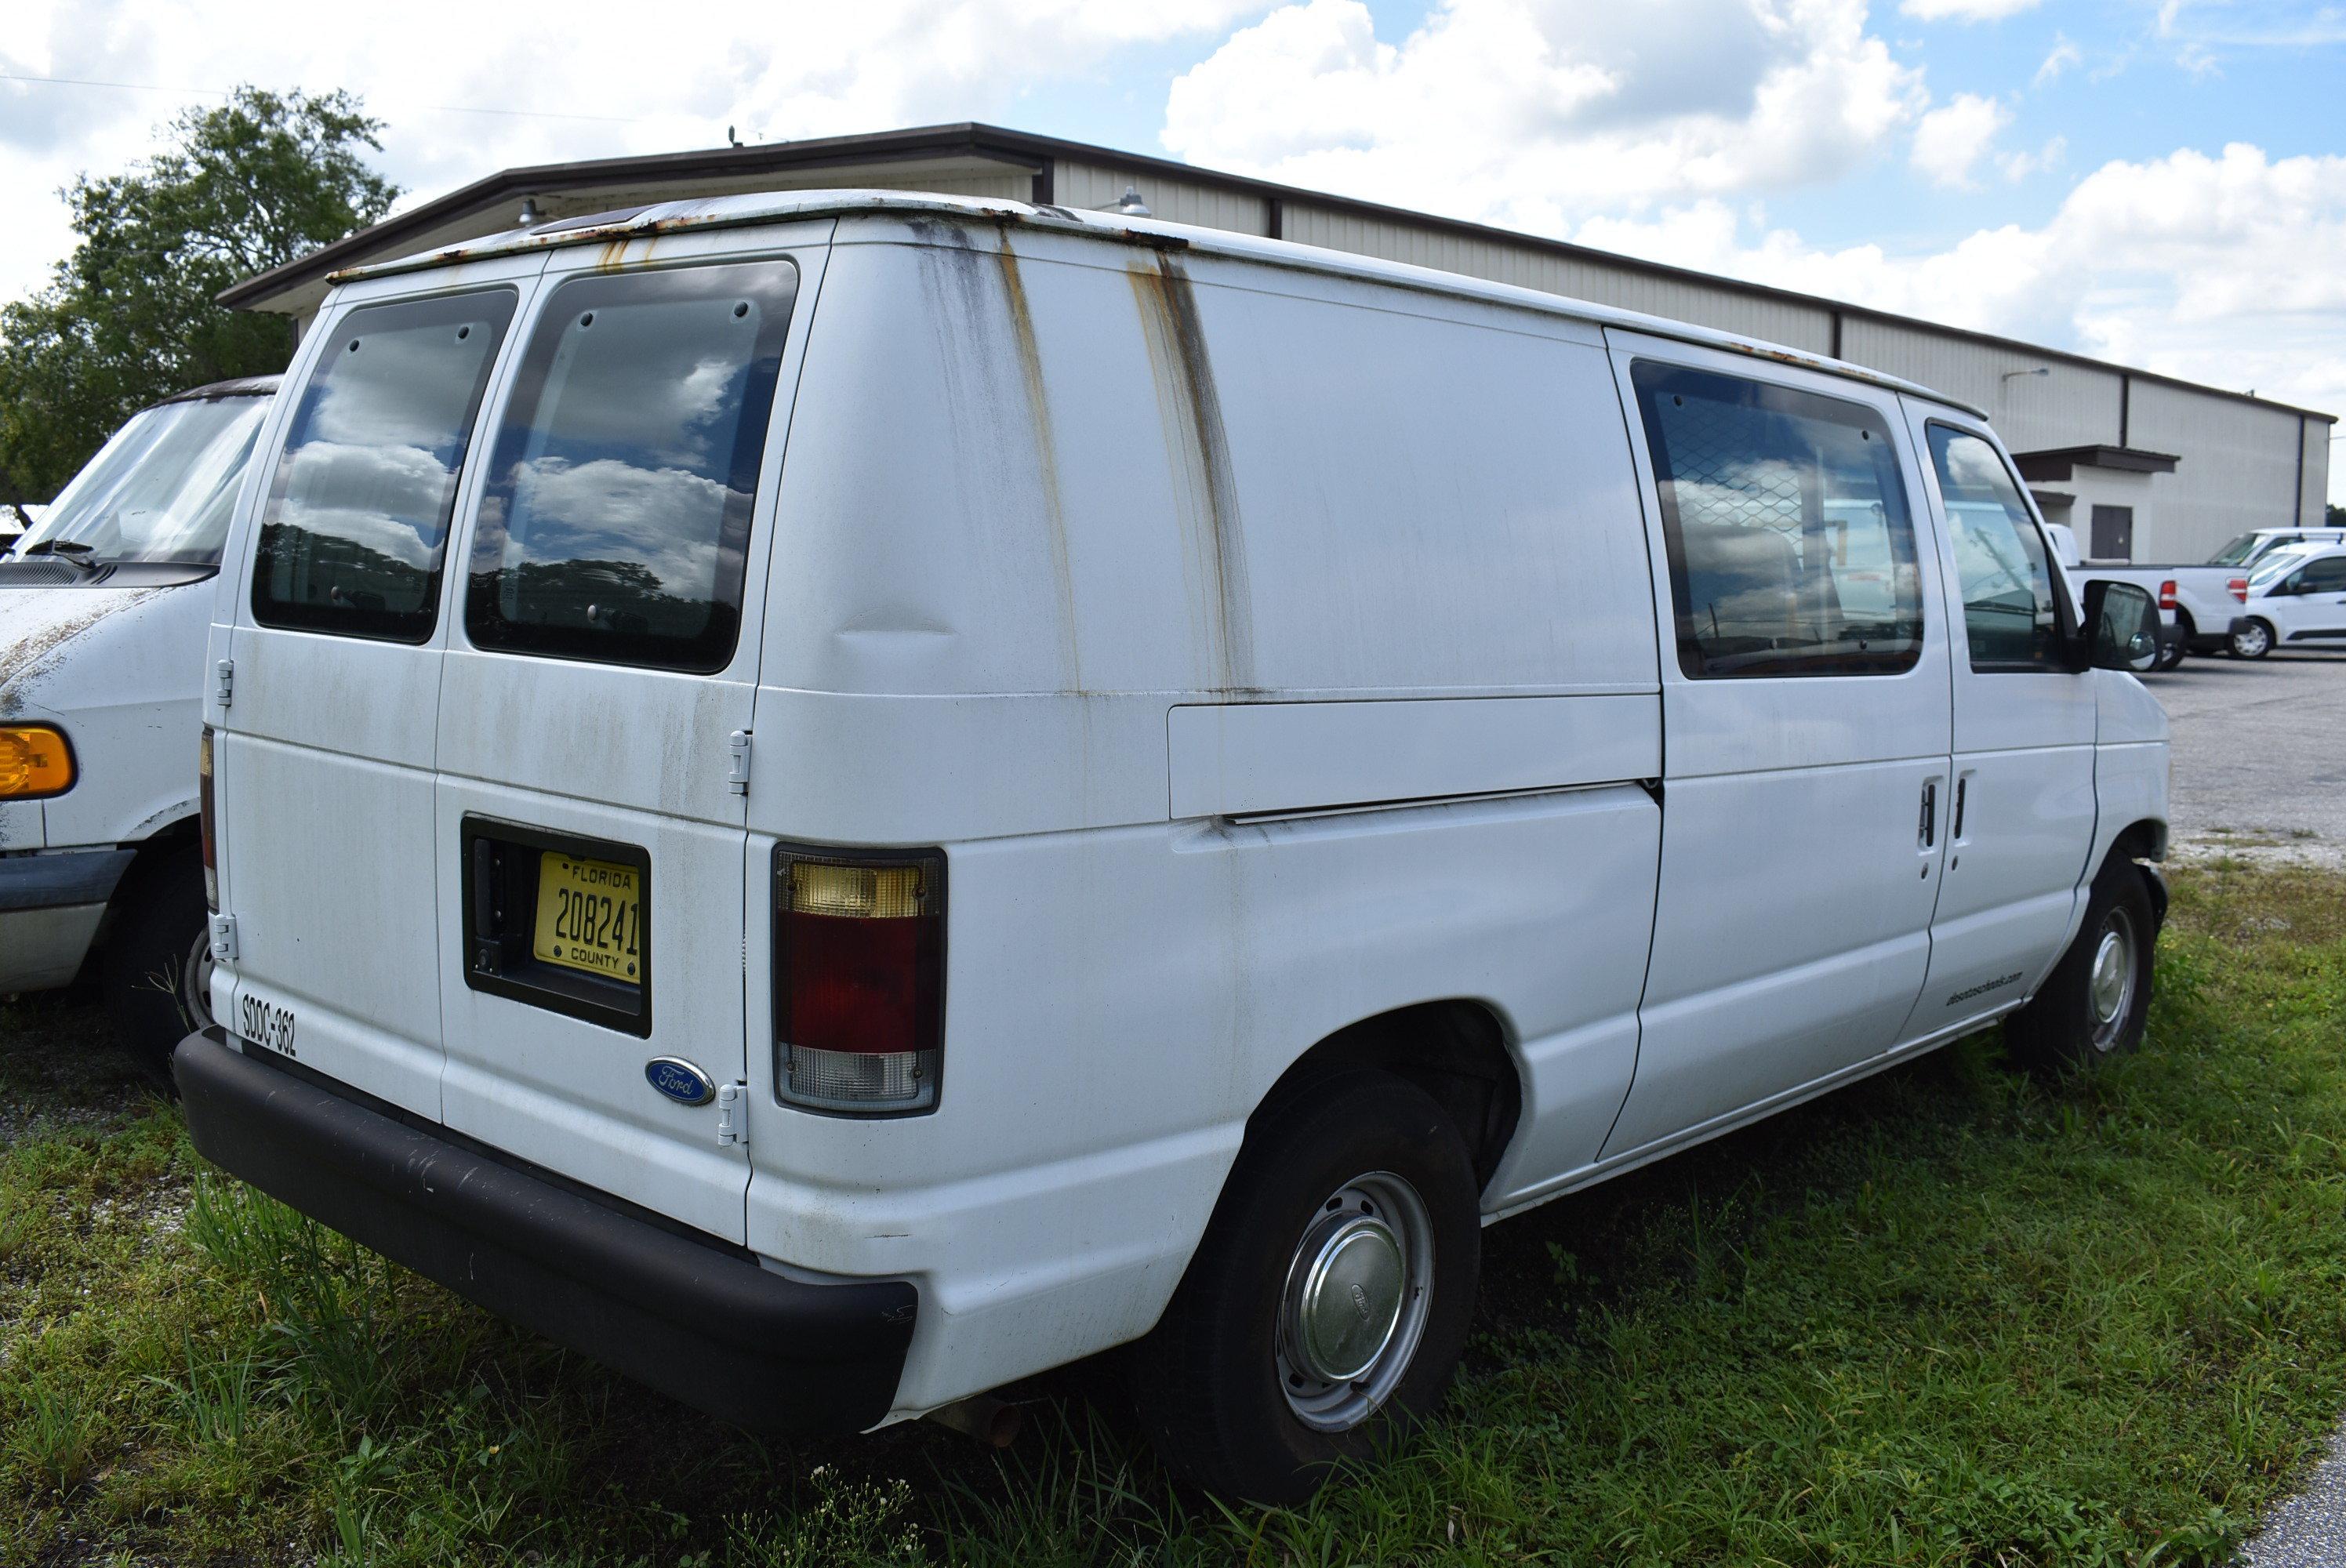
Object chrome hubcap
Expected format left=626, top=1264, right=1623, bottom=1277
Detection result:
left=2088, top=909, right=2136, bottom=1049
left=2237, top=624, right=2269, bottom=655
left=1277, top=1171, right=1433, bottom=1432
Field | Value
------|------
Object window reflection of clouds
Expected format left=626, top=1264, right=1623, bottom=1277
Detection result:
left=467, top=263, right=794, bottom=671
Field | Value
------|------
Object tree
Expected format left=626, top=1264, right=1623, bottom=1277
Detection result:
left=0, top=87, right=398, bottom=503
left=2330, top=502, right=2344, bottom=528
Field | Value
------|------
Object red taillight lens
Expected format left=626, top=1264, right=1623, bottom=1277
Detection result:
left=198, top=726, right=219, bottom=913
left=774, top=850, right=943, bottom=1115
left=2159, top=579, right=2177, bottom=611
left=2230, top=576, right=2248, bottom=603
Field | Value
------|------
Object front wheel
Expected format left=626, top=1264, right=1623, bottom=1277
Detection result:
left=1131, top=1071, right=1480, bottom=1504
left=2003, top=857, right=2158, bottom=1073
left=2231, top=619, right=2275, bottom=659
left=101, top=848, right=213, bottom=1056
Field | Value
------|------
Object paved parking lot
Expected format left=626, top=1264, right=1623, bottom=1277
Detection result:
left=2145, top=648, right=2346, bottom=858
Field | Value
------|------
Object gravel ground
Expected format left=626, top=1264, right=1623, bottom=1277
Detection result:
left=2148, top=647, right=2346, bottom=868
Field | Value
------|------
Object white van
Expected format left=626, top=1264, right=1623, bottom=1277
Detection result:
left=2229, top=545, right=2346, bottom=656
left=1, top=377, right=278, bottom=1046
left=176, top=192, right=2170, bottom=1502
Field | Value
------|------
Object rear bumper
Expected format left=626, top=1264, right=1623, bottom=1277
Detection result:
left=173, top=1030, right=917, bottom=1435
left=2183, top=616, right=2251, bottom=654
left=0, top=847, right=131, bottom=991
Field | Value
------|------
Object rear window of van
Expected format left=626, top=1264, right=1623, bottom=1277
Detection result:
left=252, top=290, right=516, bottom=641
left=463, top=261, right=798, bottom=673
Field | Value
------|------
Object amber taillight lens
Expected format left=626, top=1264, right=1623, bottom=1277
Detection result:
left=774, top=849, right=944, bottom=1115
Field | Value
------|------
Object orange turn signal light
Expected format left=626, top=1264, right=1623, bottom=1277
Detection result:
left=0, top=724, right=75, bottom=800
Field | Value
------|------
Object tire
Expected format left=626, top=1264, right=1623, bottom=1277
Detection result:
left=2152, top=636, right=2185, bottom=672
left=2231, top=618, right=2275, bottom=659
left=2003, top=857, right=2157, bottom=1074
left=101, top=848, right=213, bottom=1056
left=1131, top=1070, right=1480, bottom=1504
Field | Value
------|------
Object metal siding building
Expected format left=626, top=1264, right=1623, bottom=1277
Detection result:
left=223, top=123, right=2334, bottom=564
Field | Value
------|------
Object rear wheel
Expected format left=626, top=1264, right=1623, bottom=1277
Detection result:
left=2231, top=618, right=2275, bottom=659
left=2003, top=856, right=2157, bottom=1073
left=101, top=848, right=212, bottom=1056
left=1131, top=1070, right=1480, bottom=1504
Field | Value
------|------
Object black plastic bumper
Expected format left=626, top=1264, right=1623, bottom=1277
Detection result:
left=173, top=1030, right=917, bottom=1435
left=0, top=846, right=134, bottom=912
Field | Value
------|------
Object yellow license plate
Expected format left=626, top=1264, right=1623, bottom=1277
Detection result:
left=532, top=851, right=643, bottom=982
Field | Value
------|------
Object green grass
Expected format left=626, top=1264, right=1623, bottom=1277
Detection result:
left=3, top=861, right=2344, bottom=1565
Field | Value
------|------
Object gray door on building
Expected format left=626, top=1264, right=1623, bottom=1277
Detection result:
left=2090, top=505, right=2134, bottom=561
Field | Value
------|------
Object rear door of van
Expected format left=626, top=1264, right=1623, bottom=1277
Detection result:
left=431, top=228, right=829, bottom=1245
left=217, top=258, right=539, bottom=1120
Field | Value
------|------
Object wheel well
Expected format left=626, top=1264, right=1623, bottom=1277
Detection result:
left=1251, top=1000, right=1522, bottom=1192
left=119, top=818, right=199, bottom=891
left=2110, top=818, right=2167, bottom=865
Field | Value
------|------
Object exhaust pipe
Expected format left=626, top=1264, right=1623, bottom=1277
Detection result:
left=926, top=1392, right=1022, bottom=1447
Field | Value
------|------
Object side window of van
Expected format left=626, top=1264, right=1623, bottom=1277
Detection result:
left=463, top=261, right=798, bottom=673
left=1925, top=426, right=2064, bottom=671
left=1632, top=363, right=1924, bottom=679
left=253, top=291, right=518, bottom=641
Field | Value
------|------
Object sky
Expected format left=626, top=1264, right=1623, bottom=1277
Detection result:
left=3, top=0, right=2343, bottom=501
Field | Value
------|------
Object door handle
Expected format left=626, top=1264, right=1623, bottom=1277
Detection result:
left=1952, top=776, right=1968, bottom=841
left=1918, top=780, right=1937, bottom=851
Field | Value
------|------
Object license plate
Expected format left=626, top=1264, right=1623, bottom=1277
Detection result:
left=532, top=851, right=643, bottom=982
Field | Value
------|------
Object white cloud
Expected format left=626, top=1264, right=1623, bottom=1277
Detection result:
left=0, top=0, right=1271, bottom=306
left=1571, top=143, right=2346, bottom=477
left=1162, top=0, right=1925, bottom=228
left=2034, top=35, right=2082, bottom=83
left=1910, top=92, right=2010, bottom=189
left=1899, top=0, right=2040, bottom=20
left=1996, top=134, right=2065, bottom=182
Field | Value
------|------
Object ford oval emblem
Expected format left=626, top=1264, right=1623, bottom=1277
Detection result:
left=645, top=1057, right=717, bottom=1107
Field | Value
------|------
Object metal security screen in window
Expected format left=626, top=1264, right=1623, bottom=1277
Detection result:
left=1632, top=362, right=1925, bottom=680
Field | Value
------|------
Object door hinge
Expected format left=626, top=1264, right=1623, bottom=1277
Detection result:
left=717, top=1081, right=747, bottom=1146
left=726, top=730, right=752, bottom=797
left=209, top=913, right=239, bottom=963
left=214, top=658, right=234, bottom=707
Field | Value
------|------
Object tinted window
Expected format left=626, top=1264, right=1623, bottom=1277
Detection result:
left=253, top=292, right=515, bottom=640
left=465, top=262, right=797, bottom=672
left=2210, top=532, right=2260, bottom=566
left=1632, top=363, right=1924, bottom=679
left=1927, top=426, right=2065, bottom=671
left=2301, top=557, right=2346, bottom=593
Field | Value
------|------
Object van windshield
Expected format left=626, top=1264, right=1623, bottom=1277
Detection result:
left=14, top=394, right=271, bottom=567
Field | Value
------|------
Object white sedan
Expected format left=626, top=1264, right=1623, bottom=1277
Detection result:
left=2231, top=546, right=2346, bottom=657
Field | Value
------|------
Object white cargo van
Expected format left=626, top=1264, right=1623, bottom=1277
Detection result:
left=1, top=377, right=278, bottom=1047
left=176, top=192, right=2170, bottom=1502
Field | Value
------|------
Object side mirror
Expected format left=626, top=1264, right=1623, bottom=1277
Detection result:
left=2078, top=579, right=2159, bottom=673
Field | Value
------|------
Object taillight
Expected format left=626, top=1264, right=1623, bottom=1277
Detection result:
left=774, top=848, right=944, bottom=1115
left=2159, top=579, right=2177, bottom=611
left=2229, top=576, right=2248, bottom=603
left=198, top=727, right=218, bottom=912
left=0, top=724, right=74, bottom=800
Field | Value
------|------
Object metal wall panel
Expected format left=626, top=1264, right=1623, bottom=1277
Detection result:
left=2128, top=378, right=2311, bottom=555
left=1280, top=203, right=1836, bottom=353
left=2298, top=419, right=2334, bottom=528
left=1053, top=160, right=1271, bottom=234
left=1839, top=318, right=2123, bottom=453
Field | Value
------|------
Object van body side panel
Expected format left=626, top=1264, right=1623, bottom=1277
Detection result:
left=747, top=219, right=1661, bottom=1411
left=746, top=789, right=1659, bottom=1416
left=1601, top=331, right=1956, bottom=1159
left=1167, top=695, right=1658, bottom=818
